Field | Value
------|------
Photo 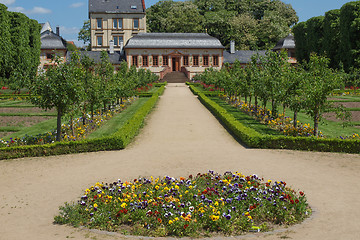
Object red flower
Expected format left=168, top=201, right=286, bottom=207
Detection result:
left=184, top=224, right=189, bottom=229
left=295, top=199, right=299, bottom=204
left=299, top=191, right=304, bottom=196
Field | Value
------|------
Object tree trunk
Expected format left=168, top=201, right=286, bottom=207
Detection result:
left=91, top=105, right=94, bottom=120
left=56, top=108, right=62, bottom=142
left=271, top=99, right=277, bottom=117
left=293, top=111, right=298, bottom=128
left=313, top=111, right=320, bottom=136
left=70, top=116, right=75, bottom=137
left=254, top=96, right=258, bottom=112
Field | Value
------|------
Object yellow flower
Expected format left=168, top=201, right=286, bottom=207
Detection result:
left=214, top=201, right=219, bottom=206
left=155, top=185, right=159, bottom=190
left=93, top=203, right=98, bottom=208
left=169, top=220, right=173, bottom=224
left=210, top=215, right=219, bottom=221
left=248, top=215, right=253, bottom=220
left=121, top=203, right=127, bottom=208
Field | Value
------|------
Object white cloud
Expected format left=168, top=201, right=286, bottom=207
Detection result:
left=60, top=26, right=80, bottom=35
left=0, top=0, right=16, bottom=6
left=70, top=2, right=84, bottom=8
left=29, top=6, right=51, bottom=14
left=8, top=6, right=52, bottom=14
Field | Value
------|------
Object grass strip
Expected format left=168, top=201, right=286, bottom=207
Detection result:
left=3, top=118, right=58, bottom=141
left=209, top=97, right=282, bottom=136
left=0, top=113, right=56, bottom=117
left=0, top=105, right=36, bottom=108
left=0, top=127, right=21, bottom=132
left=88, top=98, right=148, bottom=139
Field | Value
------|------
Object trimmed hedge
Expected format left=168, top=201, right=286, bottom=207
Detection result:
left=189, top=85, right=360, bottom=154
left=0, top=86, right=165, bottom=160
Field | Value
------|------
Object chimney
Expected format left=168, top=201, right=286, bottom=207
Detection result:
left=120, top=41, right=124, bottom=53
left=230, top=40, right=235, bottom=54
left=109, top=40, right=114, bottom=54
left=56, top=26, right=60, bottom=36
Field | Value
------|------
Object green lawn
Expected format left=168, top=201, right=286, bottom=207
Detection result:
left=88, top=97, right=149, bottom=139
left=209, top=97, right=283, bottom=136
left=3, top=118, right=57, bottom=141
left=237, top=97, right=360, bottom=138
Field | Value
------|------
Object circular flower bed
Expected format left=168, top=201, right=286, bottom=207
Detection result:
left=54, top=171, right=311, bottom=237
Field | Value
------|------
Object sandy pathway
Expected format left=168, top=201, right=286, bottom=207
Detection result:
left=1, top=83, right=360, bottom=240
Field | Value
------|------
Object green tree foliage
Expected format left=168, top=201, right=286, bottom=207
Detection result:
left=302, top=54, right=343, bottom=136
left=147, top=0, right=298, bottom=50
left=0, top=4, right=11, bottom=84
left=293, top=1, right=360, bottom=73
left=0, top=5, right=40, bottom=90
left=323, top=9, right=341, bottom=69
left=196, top=53, right=344, bottom=137
left=306, top=16, right=325, bottom=56
left=340, top=1, right=360, bottom=72
left=78, top=20, right=91, bottom=45
left=292, top=22, right=308, bottom=63
left=30, top=55, right=85, bottom=141
left=147, top=1, right=204, bottom=33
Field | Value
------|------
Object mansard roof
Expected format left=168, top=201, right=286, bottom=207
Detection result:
left=223, top=50, right=267, bottom=64
left=66, top=51, right=124, bottom=65
left=124, top=33, right=225, bottom=49
left=272, top=33, right=295, bottom=51
left=89, top=0, right=145, bottom=14
left=40, top=30, right=67, bottom=50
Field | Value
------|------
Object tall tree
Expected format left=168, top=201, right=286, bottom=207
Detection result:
left=147, top=1, right=204, bottom=33
left=323, top=9, right=341, bottom=69
left=340, top=1, right=360, bottom=72
left=292, top=22, right=308, bottom=63
left=0, top=4, right=11, bottom=84
left=147, top=0, right=298, bottom=50
left=78, top=20, right=91, bottom=47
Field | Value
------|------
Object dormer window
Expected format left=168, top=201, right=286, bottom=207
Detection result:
left=131, top=5, right=137, bottom=9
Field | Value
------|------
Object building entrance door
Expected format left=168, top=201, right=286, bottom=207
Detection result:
left=172, top=57, right=180, bottom=71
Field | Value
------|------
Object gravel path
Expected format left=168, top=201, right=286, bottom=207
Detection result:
left=1, top=83, right=360, bottom=240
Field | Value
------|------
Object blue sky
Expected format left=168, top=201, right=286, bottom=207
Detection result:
left=0, top=0, right=354, bottom=47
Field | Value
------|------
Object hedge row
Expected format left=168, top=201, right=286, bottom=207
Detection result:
left=0, top=86, right=165, bottom=160
left=189, top=85, right=360, bottom=154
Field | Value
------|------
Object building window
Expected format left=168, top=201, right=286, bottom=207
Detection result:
left=113, top=19, right=123, bottom=29
left=203, top=56, right=209, bottom=66
left=143, top=55, right=148, bottom=66
left=97, top=19, right=102, bottom=29
left=132, top=56, right=138, bottom=66
left=152, top=55, right=158, bottom=66
left=46, top=53, right=55, bottom=60
left=213, top=55, right=219, bottom=66
left=183, top=56, right=189, bottom=66
left=113, top=36, right=123, bottom=46
left=193, top=55, right=199, bottom=66
left=133, top=19, right=139, bottom=29
left=97, top=36, right=103, bottom=46
left=162, top=55, right=168, bottom=66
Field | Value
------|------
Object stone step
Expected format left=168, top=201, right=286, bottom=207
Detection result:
left=161, top=72, right=189, bottom=83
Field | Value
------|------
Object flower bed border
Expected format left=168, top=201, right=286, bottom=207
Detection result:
left=0, top=85, right=166, bottom=160
left=188, top=84, right=360, bottom=154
